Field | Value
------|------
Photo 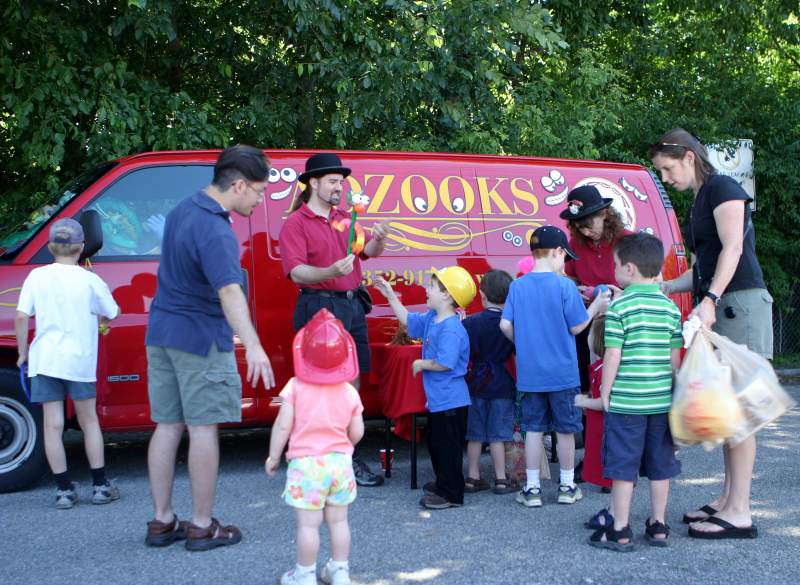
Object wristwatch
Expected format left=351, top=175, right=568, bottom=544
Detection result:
left=703, top=291, right=721, bottom=306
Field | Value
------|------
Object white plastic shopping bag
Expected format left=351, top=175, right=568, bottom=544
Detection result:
left=705, top=329, right=796, bottom=445
left=670, top=327, right=742, bottom=450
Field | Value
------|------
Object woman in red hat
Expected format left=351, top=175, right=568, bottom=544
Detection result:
left=266, top=309, right=365, bottom=585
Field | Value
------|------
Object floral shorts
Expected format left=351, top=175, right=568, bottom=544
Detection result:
left=283, top=453, right=357, bottom=510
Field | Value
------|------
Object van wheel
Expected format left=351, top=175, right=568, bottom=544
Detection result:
left=0, top=369, right=47, bottom=493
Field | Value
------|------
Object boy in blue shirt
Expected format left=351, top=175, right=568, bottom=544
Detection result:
left=500, top=226, right=608, bottom=507
left=375, top=266, right=476, bottom=509
left=463, top=269, right=517, bottom=495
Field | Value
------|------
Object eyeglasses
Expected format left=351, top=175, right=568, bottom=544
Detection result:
left=244, top=182, right=267, bottom=197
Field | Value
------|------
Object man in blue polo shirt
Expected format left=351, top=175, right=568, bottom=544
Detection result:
left=144, top=145, right=275, bottom=552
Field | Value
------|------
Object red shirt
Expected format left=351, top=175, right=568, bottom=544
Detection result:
left=279, top=203, right=373, bottom=291
left=565, top=230, right=633, bottom=287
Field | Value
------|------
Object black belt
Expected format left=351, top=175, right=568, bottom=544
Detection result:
left=300, top=288, right=357, bottom=300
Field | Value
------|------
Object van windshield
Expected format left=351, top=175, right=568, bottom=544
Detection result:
left=0, top=162, right=117, bottom=258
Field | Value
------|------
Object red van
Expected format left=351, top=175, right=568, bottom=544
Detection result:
left=0, top=149, right=690, bottom=492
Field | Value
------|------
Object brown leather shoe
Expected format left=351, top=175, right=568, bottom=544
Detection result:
left=185, top=518, right=242, bottom=551
left=145, top=514, right=189, bottom=547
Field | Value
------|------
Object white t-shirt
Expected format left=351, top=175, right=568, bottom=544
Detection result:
left=17, top=264, right=119, bottom=382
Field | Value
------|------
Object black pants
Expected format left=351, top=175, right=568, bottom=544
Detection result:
left=427, top=406, right=468, bottom=504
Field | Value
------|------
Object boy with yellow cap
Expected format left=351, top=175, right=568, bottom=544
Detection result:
left=374, top=266, right=476, bottom=509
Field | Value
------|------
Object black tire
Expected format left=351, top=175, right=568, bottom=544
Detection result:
left=0, top=368, right=47, bottom=493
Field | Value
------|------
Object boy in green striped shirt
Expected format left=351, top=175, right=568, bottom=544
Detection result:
left=589, top=233, right=682, bottom=552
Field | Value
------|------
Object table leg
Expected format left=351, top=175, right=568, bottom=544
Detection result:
left=383, top=417, right=392, bottom=478
left=410, top=413, right=418, bottom=489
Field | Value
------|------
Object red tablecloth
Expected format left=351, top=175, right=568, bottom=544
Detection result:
left=370, top=344, right=427, bottom=440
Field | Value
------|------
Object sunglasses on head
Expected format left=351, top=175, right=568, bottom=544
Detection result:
left=650, top=141, right=688, bottom=152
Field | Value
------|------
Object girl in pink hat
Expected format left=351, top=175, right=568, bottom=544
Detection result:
left=266, top=308, right=365, bottom=585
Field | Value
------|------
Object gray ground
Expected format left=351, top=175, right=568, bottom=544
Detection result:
left=2, top=386, right=798, bottom=585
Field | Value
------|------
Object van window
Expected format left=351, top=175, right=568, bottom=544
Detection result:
left=88, top=165, right=213, bottom=259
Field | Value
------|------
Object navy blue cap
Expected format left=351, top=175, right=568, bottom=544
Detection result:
left=529, top=225, right=578, bottom=261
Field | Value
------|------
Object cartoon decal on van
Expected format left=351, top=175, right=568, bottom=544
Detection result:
left=267, top=169, right=647, bottom=254
left=574, top=177, right=637, bottom=232
left=268, top=166, right=299, bottom=200
left=541, top=170, right=568, bottom=206
left=620, top=177, right=649, bottom=201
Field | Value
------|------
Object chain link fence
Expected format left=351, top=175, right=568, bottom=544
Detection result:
left=774, top=291, right=800, bottom=357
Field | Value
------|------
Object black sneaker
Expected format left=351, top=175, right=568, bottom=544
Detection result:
left=423, top=481, right=438, bottom=495
left=353, top=456, right=384, bottom=487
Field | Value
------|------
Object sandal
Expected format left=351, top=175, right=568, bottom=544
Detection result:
left=682, top=504, right=718, bottom=524
left=464, top=477, right=490, bottom=493
left=644, top=518, right=670, bottom=547
left=185, top=518, right=242, bottom=551
left=584, top=508, right=614, bottom=530
left=492, top=478, right=518, bottom=494
left=687, top=516, right=758, bottom=540
left=145, top=514, right=189, bottom=547
left=588, top=525, right=636, bottom=552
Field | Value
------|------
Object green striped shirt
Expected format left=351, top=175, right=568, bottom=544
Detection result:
left=604, top=283, right=682, bottom=415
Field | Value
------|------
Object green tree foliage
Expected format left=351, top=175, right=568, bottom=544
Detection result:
left=1, top=0, right=798, bottom=301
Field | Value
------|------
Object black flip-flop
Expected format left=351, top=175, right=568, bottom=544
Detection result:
left=688, top=516, right=758, bottom=539
left=682, top=504, right=718, bottom=524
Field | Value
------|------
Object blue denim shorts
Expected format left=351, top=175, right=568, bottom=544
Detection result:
left=465, top=397, right=514, bottom=443
left=519, top=388, right=582, bottom=434
left=602, top=412, right=681, bottom=482
left=30, top=374, right=96, bottom=403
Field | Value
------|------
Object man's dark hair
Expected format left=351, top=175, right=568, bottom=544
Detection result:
left=614, top=233, right=664, bottom=277
left=480, top=269, right=513, bottom=304
left=212, top=144, right=271, bottom=188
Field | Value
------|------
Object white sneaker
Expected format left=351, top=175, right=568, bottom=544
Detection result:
left=280, top=568, right=317, bottom=585
left=320, top=560, right=351, bottom=585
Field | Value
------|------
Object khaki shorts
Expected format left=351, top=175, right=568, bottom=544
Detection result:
left=147, top=344, right=242, bottom=426
left=713, top=288, right=774, bottom=360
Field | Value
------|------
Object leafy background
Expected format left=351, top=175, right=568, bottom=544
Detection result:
left=1, top=0, right=798, bottom=303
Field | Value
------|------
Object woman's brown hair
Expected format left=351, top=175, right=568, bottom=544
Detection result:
left=647, top=127, right=716, bottom=185
left=289, top=185, right=312, bottom=212
left=566, top=206, right=626, bottom=246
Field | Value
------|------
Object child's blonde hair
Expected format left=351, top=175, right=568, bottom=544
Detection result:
left=589, top=313, right=606, bottom=357
left=48, top=242, right=82, bottom=257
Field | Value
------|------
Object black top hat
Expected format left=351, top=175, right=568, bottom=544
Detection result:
left=530, top=225, right=579, bottom=261
left=559, top=185, right=613, bottom=221
left=298, top=153, right=352, bottom=184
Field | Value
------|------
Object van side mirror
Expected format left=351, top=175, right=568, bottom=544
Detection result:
left=79, top=209, right=103, bottom=261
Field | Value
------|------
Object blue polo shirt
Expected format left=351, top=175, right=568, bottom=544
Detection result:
left=407, top=311, right=471, bottom=413
left=146, top=191, right=243, bottom=356
left=501, top=272, right=588, bottom=392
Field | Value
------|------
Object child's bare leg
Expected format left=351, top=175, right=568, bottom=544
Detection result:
left=466, top=441, right=482, bottom=479
left=649, top=479, right=670, bottom=539
left=524, top=432, right=543, bottom=470
left=489, top=442, right=506, bottom=480
left=42, top=401, right=67, bottom=474
left=612, top=479, right=634, bottom=536
left=324, top=504, right=350, bottom=562
left=555, top=432, right=575, bottom=472
left=73, top=398, right=104, bottom=469
left=295, top=508, right=324, bottom=566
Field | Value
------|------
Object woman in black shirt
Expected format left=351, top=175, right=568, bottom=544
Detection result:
left=649, top=128, right=772, bottom=540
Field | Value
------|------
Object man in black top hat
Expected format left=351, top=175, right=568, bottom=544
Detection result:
left=279, top=153, right=389, bottom=487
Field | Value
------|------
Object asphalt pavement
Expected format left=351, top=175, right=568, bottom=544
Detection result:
left=2, top=386, right=799, bottom=585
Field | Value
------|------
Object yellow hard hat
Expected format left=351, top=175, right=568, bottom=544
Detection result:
left=431, top=266, right=477, bottom=308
